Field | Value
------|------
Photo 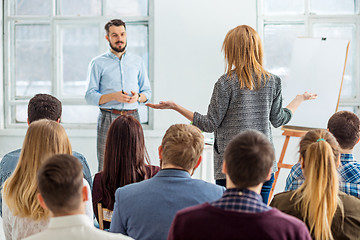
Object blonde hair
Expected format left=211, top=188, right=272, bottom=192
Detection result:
left=161, top=124, right=204, bottom=170
left=3, top=119, right=72, bottom=221
left=222, top=25, right=270, bottom=90
left=292, top=129, right=342, bottom=240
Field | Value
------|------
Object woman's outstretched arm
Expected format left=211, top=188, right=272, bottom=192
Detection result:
left=146, top=101, right=194, bottom=122
left=286, top=92, right=318, bottom=114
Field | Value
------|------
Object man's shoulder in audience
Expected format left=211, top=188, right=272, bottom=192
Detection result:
left=23, top=215, right=133, bottom=240
left=169, top=201, right=311, bottom=240
left=0, top=149, right=22, bottom=182
left=116, top=169, right=225, bottom=197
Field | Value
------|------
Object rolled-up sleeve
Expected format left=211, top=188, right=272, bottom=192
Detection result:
left=85, top=60, right=102, bottom=106
left=138, top=60, right=151, bottom=102
left=270, top=79, right=292, bottom=128
left=193, top=80, right=230, bottom=133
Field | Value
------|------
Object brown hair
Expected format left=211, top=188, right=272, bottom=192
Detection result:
left=3, top=119, right=72, bottom=220
left=327, top=111, right=360, bottom=150
left=37, top=154, right=83, bottom=215
left=161, top=124, right=204, bottom=170
left=28, top=94, right=62, bottom=123
left=101, top=115, right=152, bottom=210
left=222, top=25, right=270, bottom=90
left=105, top=19, right=126, bottom=35
left=224, top=130, right=274, bottom=188
left=293, top=129, right=342, bottom=240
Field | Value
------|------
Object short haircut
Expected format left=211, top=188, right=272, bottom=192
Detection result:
left=161, top=124, right=204, bottom=170
left=28, top=94, right=62, bottom=123
left=224, top=130, right=274, bottom=188
left=327, top=110, right=360, bottom=149
left=105, top=19, right=126, bottom=35
left=37, top=154, right=83, bottom=215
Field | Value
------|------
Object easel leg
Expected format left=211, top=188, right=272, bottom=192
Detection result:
left=268, top=136, right=290, bottom=204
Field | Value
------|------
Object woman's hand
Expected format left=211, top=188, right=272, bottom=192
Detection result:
left=146, top=101, right=194, bottom=122
left=286, top=92, right=318, bottom=114
left=301, top=91, right=318, bottom=101
left=146, top=101, right=177, bottom=110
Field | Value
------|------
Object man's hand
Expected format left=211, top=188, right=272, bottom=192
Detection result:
left=113, top=91, right=132, bottom=103
left=146, top=101, right=177, bottom=110
left=99, top=91, right=131, bottom=105
left=128, top=91, right=140, bottom=103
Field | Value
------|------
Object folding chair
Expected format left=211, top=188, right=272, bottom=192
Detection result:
left=97, top=203, right=113, bottom=230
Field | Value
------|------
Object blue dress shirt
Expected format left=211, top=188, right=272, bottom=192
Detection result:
left=85, top=50, right=151, bottom=110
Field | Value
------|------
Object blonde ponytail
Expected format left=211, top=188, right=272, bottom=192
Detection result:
left=292, top=129, right=343, bottom=240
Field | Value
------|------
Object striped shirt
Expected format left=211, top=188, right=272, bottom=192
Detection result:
left=285, top=153, right=360, bottom=198
left=211, top=188, right=271, bottom=213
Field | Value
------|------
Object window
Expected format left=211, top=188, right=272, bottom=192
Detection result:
left=4, top=0, right=153, bottom=128
left=258, top=0, right=359, bottom=112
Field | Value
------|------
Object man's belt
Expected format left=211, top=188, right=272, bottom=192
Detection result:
left=101, top=108, right=138, bottom=115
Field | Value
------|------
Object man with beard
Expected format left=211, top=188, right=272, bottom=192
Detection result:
left=85, top=19, right=151, bottom=171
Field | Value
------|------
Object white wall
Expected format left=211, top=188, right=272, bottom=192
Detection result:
left=0, top=0, right=334, bottom=196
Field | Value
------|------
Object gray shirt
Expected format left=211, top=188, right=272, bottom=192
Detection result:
left=193, top=72, right=292, bottom=180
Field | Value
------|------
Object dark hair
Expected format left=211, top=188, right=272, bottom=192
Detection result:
left=37, top=154, right=83, bottom=215
left=28, top=94, right=62, bottom=123
left=224, top=130, right=274, bottom=188
left=327, top=111, right=360, bottom=150
left=104, top=19, right=126, bottom=35
left=101, top=115, right=151, bottom=209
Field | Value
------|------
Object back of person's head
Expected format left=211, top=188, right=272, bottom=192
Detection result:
left=105, top=19, right=126, bottom=35
left=222, top=25, right=269, bottom=90
left=28, top=94, right=62, bottom=123
left=3, top=119, right=72, bottom=220
left=37, top=154, right=83, bottom=215
left=327, top=110, right=360, bottom=150
left=224, top=130, right=274, bottom=188
left=295, top=129, right=341, bottom=240
left=102, top=115, right=151, bottom=209
left=161, top=124, right=204, bottom=170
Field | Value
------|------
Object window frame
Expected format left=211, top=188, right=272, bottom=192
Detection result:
left=257, top=0, right=360, bottom=113
left=3, top=0, right=154, bottom=129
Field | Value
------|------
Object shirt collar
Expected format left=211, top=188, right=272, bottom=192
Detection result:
left=341, top=153, right=355, bottom=163
left=48, top=214, right=92, bottom=229
left=155, top=169, right=191, bottom=178
left=107, top=49, right=127, bottom=60
left=223, top=188, right=263, bottom=202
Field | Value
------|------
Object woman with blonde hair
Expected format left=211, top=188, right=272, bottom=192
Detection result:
left=2, top=119, right=92, bottom=240
left=270, top=129, right=360, bottom=239
left=146, top=25, right=317, bottom=203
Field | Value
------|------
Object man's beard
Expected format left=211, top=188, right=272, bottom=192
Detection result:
left=109, top=41, right=127, bottom=53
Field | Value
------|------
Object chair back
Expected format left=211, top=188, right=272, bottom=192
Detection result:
left=97, top=202, right=113, bottom=230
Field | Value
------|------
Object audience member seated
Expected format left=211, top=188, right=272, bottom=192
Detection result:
left=2, top=120, right=93, bottom=240
left=286, top=111, right=360, bottom=198
left=271, top=129, right=360, bottom=239
left=0, top=94, right=92, bottom=216
left=109, top=124, right=225, bottom=240
left=168, top=130, right=311, bottom=240
left=92, top=115, right=160, bottom=228
left=24, top=154, right=132, bottom=240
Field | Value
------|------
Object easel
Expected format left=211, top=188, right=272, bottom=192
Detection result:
left=268, top=126, right=312, bottom=201
left=268, top=39, right=350, bottom=202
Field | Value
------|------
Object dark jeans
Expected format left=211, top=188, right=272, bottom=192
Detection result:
left=215, top=173, right=275, bottom=204
left=260, top=173, right=275, bottom=204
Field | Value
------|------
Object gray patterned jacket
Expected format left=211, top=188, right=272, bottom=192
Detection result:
left=193, top=72, right=292, bottom=180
